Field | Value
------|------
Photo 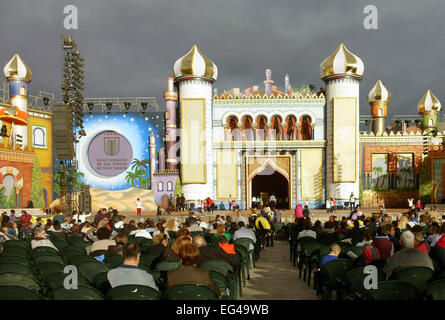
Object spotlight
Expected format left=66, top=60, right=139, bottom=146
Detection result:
left=106, top=102, right=112, bottom=114
left=141, top=102, right=148, bottom=114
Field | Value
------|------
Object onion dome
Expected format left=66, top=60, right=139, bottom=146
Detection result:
left=3, top=53, right=32, bottom=82
left=320, top=43, right=364, bottom=79
left=368, top=80, right=391, bottom=104
left=173, top=45, right=218, bottom=81
left=417, top=89, right=441, bottom=114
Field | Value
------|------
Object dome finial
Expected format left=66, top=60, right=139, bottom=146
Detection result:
left=320, top=43, right=364, bottom=80
left=173, top=45, right=218, bottom=81
left=3, top=53, right=32, bottom=82
left=368, top=80, right=391, bottom=104
left=417, top=89, right=441, bottom=114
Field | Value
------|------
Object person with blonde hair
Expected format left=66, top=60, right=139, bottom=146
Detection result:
left=398, top=215, right=408, bottom=230
left=162, top=235, right=192, bottom=261
left=165, top=219, right=178, bottom=232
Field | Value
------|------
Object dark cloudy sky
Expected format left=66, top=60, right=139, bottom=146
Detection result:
left=1, top=0, right=445, bottom=120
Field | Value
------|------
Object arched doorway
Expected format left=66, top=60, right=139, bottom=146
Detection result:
left=251, top=164, right=289, bottom=209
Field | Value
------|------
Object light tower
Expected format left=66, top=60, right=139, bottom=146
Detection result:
left=320, top=43, right=364, bottom=202
left=2, top=53, right=32, bottom=148
left=368, top=80, right=391, bottom=135
left=417, top=89, right=441, bottom=134
left=173, top=45, right=218, bottom=203
left=163, top=74, right=178, bottom=170
left=149, top=133, right=156, bottom=189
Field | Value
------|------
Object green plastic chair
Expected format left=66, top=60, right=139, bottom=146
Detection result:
left=366, top=280, right=417, bottom=300
left=389, top=266, right=433, bottom=294
left=167, top=231, right=177, bottom=239
left=0, top=271, right=42, bottom=291
left=166, top=284, right=219, bottom=300
left=2, top=244, right=32, bottom=257
left=52, top=284, right=105, bottom=300
left=32, top=246, right=59, bottom=257
left=139, top=253, right=161, bottom=271
left=0, top=285, right=44, bottom=300
left=299, top=241, right=322, bottom=283
left=424, top=279, right=445, bottom=300
left=234, top=238, right=256, bottom=267
left=104, top=254, right=123, bottom=268
left=50, top=238, right=68, bottom=251
left=0, top=263, right=36, bottom=278
left=66, top=236, right=89, bottom=249
left=107, top=285, right=162, bottom=300
left=234, top=244, right=250, bottom=287
left=78, top=261, right=110, bottom=283
left=0, top=255, right=32, bottom=268
left=36, top=262, right=66, bottom=278
left=34, top=255, right=65, bottom=266
left=45, top=271, right=91, bottom=290
left=4, top=240, right=31, bottom=250
left=345, top=246, right=365, bottom=260
left=154, top=260, right=180, bottom=272
left=200, top=259, right=239, bottom=299
left=339, top=267, right=387, bottom=300
left=60, top=247, right=88, bottom=262
left=90, top=250, right=107, bottom=258
left=92, top=271, right=111, bottom=295
left=140, top=239, right=154, bottom=251
left=320, top=259, right=353, bottom=300
left=68, top=254, right=96, bottom=267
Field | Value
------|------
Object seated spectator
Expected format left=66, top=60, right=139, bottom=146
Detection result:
left=427, top=225, right=441, bottom=247
left=145, top=219, right=157, bottom=233
left=52, top=221, right=67, bottom=239
left=383, top=230, right=434, bottom=279
left=334, top=221, right=348, bottom=236
left=9, top=210, right=17, bottom=224
left=114, top=216, right=125, bottom=230
left=218, top=235, right=236, bottom=255
left=31, top=227, right=58, bottom=251
left=414, top=232, right=430, bottom=254
left=185, top=212, right=198, bottom=226
left=356, top=230, right=373, bottom=247
left=107, top=233, right=128, bottom=256
left=214, top=224, right=231, bottom=242
left=146, top=233, right=168, bottom=255
left=6, top=222, right=17, bottom=238
left=129, top=222, right=152, bottom=239
left=189, top=220, right=203, bottom=232
left=297, top=220, right=317, bottom=240
left=166, top=219, right=179, bottom=233
left=233, top=221, right=257, bottom=250
left=0, top=227, right=9, bottom=242
left=107, top=242, right=158, bottom=290
left=167, top=243, right=219, bottom=295
left=355, top=244, right=381, bottom=267
left=372, top=226, right=393, bottom=259
left=162, top=235, right=192, bottom=261
left=193, top=236, right=240, bottom=272
left=235, top=210, right=248, bottom=226
left=430, top=223, right=445, bottom=267
left=86, top=227, right=116, bottom=255
left=386, top=223, right=401, bottom=252
left=209, top=223, right=218, bottom=235
left=320, top=243, right=341, bottom=266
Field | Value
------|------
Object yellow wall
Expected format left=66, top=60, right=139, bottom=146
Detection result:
left=300, top=149, right=323, bottom=199
left=216, top=150, right=238, bottom=199
left=333, top=97, right=357, bottom=182
left=28, top=112, right=53, bottom=204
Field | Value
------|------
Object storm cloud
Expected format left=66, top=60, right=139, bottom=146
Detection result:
left=1, top=0, right=444, bottom=120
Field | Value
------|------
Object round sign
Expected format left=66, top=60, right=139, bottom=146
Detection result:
left=87, top=131, right=133, bottom=177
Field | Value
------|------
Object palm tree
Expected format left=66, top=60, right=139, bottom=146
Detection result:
left=400, top=167, right=413, bottom=188
left=372, top=166, right=383, bottom=189
left=125, top=171, right=137, bottom=187
left=395, top=174, right=403, bottom=190
left=140, top=176, right=151, bottom=189
left=134, top=169, right=147, bottom=189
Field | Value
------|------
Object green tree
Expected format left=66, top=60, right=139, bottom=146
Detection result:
left=0, top=187, right=7, bottom=207
left=5, top=190, right=16, bottom=209
left=31, top=156, right=44, bottom=208
left=174, top=175, right=182, bottom=207
left=125, top=171, right=137, bottom=187
left=134, top=169, right=148, bottom=189
left=419, top=158, right=432, bottom=204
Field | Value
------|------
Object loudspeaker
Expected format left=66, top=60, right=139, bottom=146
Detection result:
left=78, top=184, right=91, bottom=213
left=53, top=104, right=75, bottom=160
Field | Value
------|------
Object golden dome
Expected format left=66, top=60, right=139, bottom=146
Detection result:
left=417, top=89, right=441, bottom=114
left=3, top=53, right=32, bottom=82
left=173, top=45, right=218, bottom=80
left=368, top=80, right=391, bottom=104
left=320, top=43, right=364, bottom=79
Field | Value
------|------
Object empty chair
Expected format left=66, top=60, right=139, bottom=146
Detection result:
left=36, top=262, right=66, bottom=278
left=52, top=284, right=105, bottom=300
left=166, top=284, right=219, bottom=300
left=92, top=272, right=111, bottom=295
left=107, top=285, right=161, bottom=300
left=389, top=266, right=433, bottom=295
left=339, top=267, right=386, bottom=300
left=424, top=279, right=445, bottom=300
left=32, top=246, right=59, bottom=257
left=366, top=280, right=417, bottom=300
left=45, top=271, right=91, bottom=290
left=104, top=254, right=123, bottom=269
left=78, top=261, right=110, bottom=283
left=0, top=271, right=42, bottom=292
left=34, top=255, right=65, bottom=266
left=0, top=285, right=44, bottom=300
left=319, top=259, right=353, bottom=300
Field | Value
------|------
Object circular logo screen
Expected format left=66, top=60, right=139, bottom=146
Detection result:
left=87, top=131, right=133, bottom=177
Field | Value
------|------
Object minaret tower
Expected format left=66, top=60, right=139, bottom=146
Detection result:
left=173, top=45, right=218, bottom=203
left=149, top=133, right=156, bottom=189
left=320, top=43, right=364, bottom=201
left=417, top=89, right=441, bottom=134
left=368, top=80, right=391, bottom=135
left=2, top=53, right=32, bottom=148
left=264, top=69, right=273, bottom=96
left=163, top=74, right=178, bottom=170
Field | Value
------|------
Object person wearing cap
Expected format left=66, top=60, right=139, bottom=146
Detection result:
left=383, top=230, right=434, bottom=279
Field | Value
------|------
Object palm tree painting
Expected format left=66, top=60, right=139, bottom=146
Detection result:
left=372, top=154, right=388, bottom=190
left=126, top=158, right=151, bottom=189
left=397, top=154, right=414, bottom=190
left=125, top=171, right=137, bottom=187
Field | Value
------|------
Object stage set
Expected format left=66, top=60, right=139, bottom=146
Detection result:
left=2, top=42, right=445, bottom=213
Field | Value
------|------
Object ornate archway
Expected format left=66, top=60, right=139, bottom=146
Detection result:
left=246, top=155, right=291, bottom=209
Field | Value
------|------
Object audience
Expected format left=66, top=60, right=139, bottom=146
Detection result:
left=31, top=227, right=58, bottom=251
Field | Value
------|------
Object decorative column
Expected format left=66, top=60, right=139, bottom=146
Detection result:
left=164, top=75, right=178, bottom=170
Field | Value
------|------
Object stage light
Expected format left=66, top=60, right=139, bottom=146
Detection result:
left=141, top=102, right=148, bottom=114
left=106, top=102, right=113, bottom=114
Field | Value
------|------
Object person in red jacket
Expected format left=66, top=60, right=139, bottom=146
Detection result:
left=218, top=235, right=236, bottom=255
left=416, top=199, right=422, bottom=212
left=19, top=210, right=32, bottom=225
left=372, top=226, right=394, bottom=259
left=414, top=232, right=430, bottom=254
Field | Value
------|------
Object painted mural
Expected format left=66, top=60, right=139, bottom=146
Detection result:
left=372, top=153, right=388, bottom=190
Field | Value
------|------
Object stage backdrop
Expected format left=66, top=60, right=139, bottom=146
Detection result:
left=77, top=112, right=164, bottom=191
